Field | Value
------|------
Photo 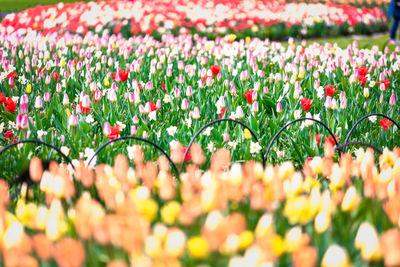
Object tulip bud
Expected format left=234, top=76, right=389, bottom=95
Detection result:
left=68, top=114, right=78, bottom=127
left=56, top=83, right=62, bottom=93
left=236, top=106, right=244, bottom=119
left=186, top=86, right=193, bottom=97
left=20, top=103, right=28, bottom=114
left=145, top=81, right=153, bottom=91
left=192, top=107, right=200, bottom=119
left=322, top=245, right=350, bottom=267
left=380, top=93, right=384, bottom=104
left=130, top=125, right=137, bottom=135
left=81, top=95, right=90, bottom=108
left=222, top=132, right=230, bottom=142
left=390, top=93, right=396, bottom=106
left=341, top=186, right=360, bottom=212
left=103, top=122, right=111, bottom=136
left=143, top=131, right=148, bottom=139
left=107, top=89, right=117, bottom=102
left=133, top=115, right=139, bottom=124
left=34, top=96, right=43, bottom=109
left=156, top=100, right=161, bottom=109
left=181, top=98, right=189, bottom=111
left=174, top=88, right=181, bottom=98
left=363, top=87, right=369, bottom=98
left=355, top=222, right=382, bottom=262
left=95, top=90, right=102, bottom=101
left=21, top=115, right=28, bottom=129
left=252, top=101, right=259, bottom=113
left=63, top=94, right=69, bottom=106
left=276, top=102, right=282, bottom=113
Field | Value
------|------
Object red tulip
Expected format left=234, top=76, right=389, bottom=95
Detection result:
left=219, top=107, right=229, bottom=119
left=0, top=93, right=5, bottom=104
left=4, top=130, right=13, bottom=141
left=325, top=85, right=337, bottom=96
left=358, top=75, right=368, bottom=86
left=108, top=125, right=120, bottom=140
left=300, top=98, right=313, bottom=111
left=243, top=90, right=254, bottom=104
left=51, top=72, right=60, bottom=82
left=356, top=66, right=369, bottom=76
left=377, top=79, right=390, bottom=90
left=118, top=69, right=129, bottom=82
left=4, top=97, right=16, bottom=113
left=182, top=147, right=191, bottom=162
left=149, top=101, right=157, bottom=112
left=379, top=118, right=393, bottom=131
left=211, top=65, right=220, bottom=76
left=324, top=135, right=339, bottom=146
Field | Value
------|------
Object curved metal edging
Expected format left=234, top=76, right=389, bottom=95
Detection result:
left=87, top=136, right=179, bottom=176
left=0, top=139, right=74, bottom=169
left=335, top=141, right=383, bottom=154
left=263, top=117, right=340, bottom=167
left=344, top=113, right=400, bottom=153
left=180, top=118, right=259, bottom=172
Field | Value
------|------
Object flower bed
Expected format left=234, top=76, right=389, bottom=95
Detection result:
left=0, top=0, right=388, bottom=39
left=1, top=146, right=400, bottom=266
left=1, top=30, right=400, bottom=180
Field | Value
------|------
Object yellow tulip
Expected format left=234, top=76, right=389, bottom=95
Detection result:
left=238, top=230, right=254, bottom=250
left=341, top=186, right=360, bottom=212
left=26, top=83, right=32, bottom=94
left=104, top=77, right=110, bottom=87
left=284, top=227, right=303, bottom=253
left=161, top=201, right=181, bottom=225
left=137, top=198, right=158, bottom=222
left=187, top=236, right=209, bottom=259
left=272, top=234, right=285, bottom=256
left=61, top=57, right=66, bottom=68
left=2, top=220, right=24, bottom=249
left=244, top=128, right=252, bottom=140
left=144, top=235, right=162, bottom=258
left=255, top=213, right=274, bottom=238
left=298, top=69, right=305, bottom=79
left=314, top=211, right=331, bottom=233
left=228, top=34, right=237, bottom=43
left=321, top=244, right=350, bottom=267
left=355, top=222, right=382, bottom=262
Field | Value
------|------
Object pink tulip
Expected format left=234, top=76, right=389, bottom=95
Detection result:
left=56, top=83, right=62, bottom=93
left=95, top=90, right=103, bottom=101
left=81, top=95, right=90, bottom=108
left=63, top=94, right=69, bottom=105
left=103, top=122, right=111, bottom=135
left=276, top=102, right=282, bottom=113
left=21, top=114, right=28, bottom=129
left=130, top=125, right=137, bottom=135
left=222, top=132, right=230, bottom=142
left=181, top=98, right=188, bottom=111
left=128, top=92, right=135, bottom=103
left=20, top=103, right=28, bottom=114
left=390, top=93, right=396, bottom=106
left=69, top=114, right=78, bottom=127
left=133, top=115, right=139, bottom=124
left=186, top=86, right=193, bottom=97
left=34, top=96, right=42, bottom=109
left=252, top=101, right=259, bottom=113
left=192, top=107, right=200, bottom=119
left=156, top=100, right=161, bottom=109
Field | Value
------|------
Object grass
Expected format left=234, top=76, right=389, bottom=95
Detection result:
left=0, top=0, right=93, bottom=12
left=306, top=33, right=392, bottom=49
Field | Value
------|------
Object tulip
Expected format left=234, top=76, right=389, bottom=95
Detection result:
left=174, top=88, right=181, bottom=98
left=95, top=90, right=102, bottom=101
left=130, top=125, right=137, bottom=135
left=81, top=95, right=90, bottom=108
left=341, top=186, right=360, bottom=212
left=107, top=89, right=117, bottom=102
left=324, top=96, right=332, bottom=109
left=68, top=114, right=78, bottom=127
left=103, top=122, right=111, bottom=136
left=62, top=94, right=69, bottom=106
left=181, top=98, right=188, bottom=111
left=355, top=222, right=382, bottom=262
left=276, top=102, right=282, bottom=113
left=143, top=131, right=148, bottom=139
left=156, top=100, right=161, bottom=110
left=314, top=211, right=331, bottom=233
left=186, top=86, right=193, bottom=97
left=20, top=103, right=28, bottom=114
left=56, top=83, right=62, bottom=93
left=222, top=132, right=230, bottom=142
left=34, top=96, right=43, bottom=109
left=321, top=245, right=350, bottom=267
left=145, top=81, right=153, bottom=91
left=192, top=107, right=200, bottom=119
left=252, top=101, right=259, bottom=113
left=236, top=106, right=244, bottom=119
left=133, top=115, right=139, bottom=124
left=389, top=93, right=396, bottom=106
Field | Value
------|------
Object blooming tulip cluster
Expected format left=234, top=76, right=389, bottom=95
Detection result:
left=0, top=0, right=387, bottom=39
left=0, top=28, right=400, bottom=180
left=1, top=144, right=400, bottom=266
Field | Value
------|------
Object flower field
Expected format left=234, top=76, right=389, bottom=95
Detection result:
left=0, top=0, right=400, bottom=266
left=0, top=0, right=388, bottom=39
